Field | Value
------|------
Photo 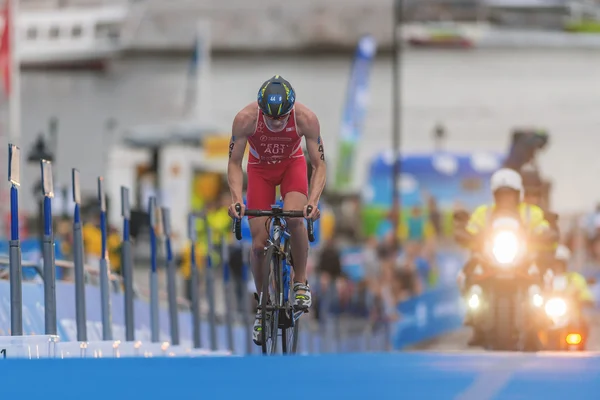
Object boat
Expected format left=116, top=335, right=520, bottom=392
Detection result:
left=0, top=5, right=129, bottom=68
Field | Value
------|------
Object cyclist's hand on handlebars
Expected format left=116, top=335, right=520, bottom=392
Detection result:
left=304, top=204, right=320, bottom=221
left=229, top=203, right=245, bottom=219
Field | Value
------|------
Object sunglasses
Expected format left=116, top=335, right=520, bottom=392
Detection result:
left=265, top=112, right=291, bottom=121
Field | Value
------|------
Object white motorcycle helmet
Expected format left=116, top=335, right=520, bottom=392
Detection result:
left=490, top=168, right=524, bottom=200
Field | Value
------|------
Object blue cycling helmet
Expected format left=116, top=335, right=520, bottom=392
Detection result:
left=257, top=75, right=296, bottom=117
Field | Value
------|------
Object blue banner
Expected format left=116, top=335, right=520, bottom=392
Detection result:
left=394, top=285, right=465, bottom=349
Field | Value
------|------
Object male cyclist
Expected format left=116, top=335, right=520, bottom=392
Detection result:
left=455, top=168, right=555, bottom=345
left=227, top=75, right=327, bottom=345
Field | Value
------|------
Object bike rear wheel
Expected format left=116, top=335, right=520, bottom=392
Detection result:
left=261, top=246, right=280, bottom=355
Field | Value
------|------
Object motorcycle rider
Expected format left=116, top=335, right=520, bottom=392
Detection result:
left=455, top=168, right=556, bottom=346
left=552, top=245, right=595, bottom=344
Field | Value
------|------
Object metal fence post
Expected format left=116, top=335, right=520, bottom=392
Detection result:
left=241, top=242, right=253, bottom=355
left=188, top=213, right=202, bottom=349
left=8, top=144, right=22, bottom=336
left=162, top=207, right=179, bottom=346
left=149, top=197, right=160, bottom=342
left=204, top=215, right=217, bottom=351
left=98, top=177, right=113, bottom=340
left=121, top=186, right=135, bottom=341
left=40, top=159, right=57, bottom=335
left=222, top=234, right=234, bottom=353
left=71, top=169, right=87, bottom=341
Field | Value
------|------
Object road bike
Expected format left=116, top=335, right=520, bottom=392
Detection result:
left=234, top=203, right=315, bottom=355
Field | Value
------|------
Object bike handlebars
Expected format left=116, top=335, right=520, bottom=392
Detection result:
left=233, top=203, right=315, bottom=243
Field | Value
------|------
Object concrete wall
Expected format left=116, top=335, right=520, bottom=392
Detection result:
left=126, top=0, right=398, bottom=52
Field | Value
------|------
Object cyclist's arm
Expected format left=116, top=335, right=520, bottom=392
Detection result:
left=299, top=107, right=326, bottom=205
left=227, top=112, right=251, bottom=204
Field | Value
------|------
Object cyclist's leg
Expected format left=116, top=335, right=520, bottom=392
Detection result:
left=281, top=157, right=311, bottom=309
left=247, top=164, right=277, bottom=344
left=247, top=164, right=277, bottom=294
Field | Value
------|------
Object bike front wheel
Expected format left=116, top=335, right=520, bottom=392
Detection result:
left=261, top=246, right=280, bottom=355
left=282, top=313, right=300, bottom=354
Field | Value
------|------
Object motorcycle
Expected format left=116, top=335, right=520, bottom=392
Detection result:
left=461, top=210, right=549, bottom=351
left=537, top=272, right=595, bottom=351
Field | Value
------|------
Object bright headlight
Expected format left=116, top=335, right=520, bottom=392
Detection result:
left=532, top=294, right=544, bottom=307
left=545, top=297, right=567, bottom=317
left=492, top=231, right=520, bottom=265
left=468, top=294, right=480, bottom=309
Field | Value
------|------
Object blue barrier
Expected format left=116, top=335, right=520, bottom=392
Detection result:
left=3, top=353, right=600, bottom=399
left=394, top=285, right=465, bottom=349
left=0, top=280, right=388, bottom=354
left=0, top=238, right=65, bottom=280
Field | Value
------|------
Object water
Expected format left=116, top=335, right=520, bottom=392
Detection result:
left=12, top=49, right=600, bottom=214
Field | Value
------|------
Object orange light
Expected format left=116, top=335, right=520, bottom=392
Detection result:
left=566, top=333, right=582, bottom=345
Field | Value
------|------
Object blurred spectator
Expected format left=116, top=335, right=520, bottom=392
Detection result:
left=315, top=237, right=344, bottom=320
left=317, top=237, right=343, bottom=280
left=394, top=267, right=421, bottom=300
left=107, top=226, right=122, bottom=274
left=320, top=202, right=336, bottom=241
left=179, top=238, right=207, bottom=301
left=403, top=205, right=435, bottom=243
left=227, top=241, right=246, bottom=311
left=82, top=213, right=102, bottom=269
left=207, top=192, right=233, bottom=249
left=427, top=196, right=442, bottom=237
left=397, top=240, right=431, bottom=290
left=363, top=236, right=381, bottom=288
left=56, top=217, right=73, bottom=258
left=590, top=235, right=600, bottom=266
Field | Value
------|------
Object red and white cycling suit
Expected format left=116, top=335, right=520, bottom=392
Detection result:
left=246, top=108, right=308, bottom=216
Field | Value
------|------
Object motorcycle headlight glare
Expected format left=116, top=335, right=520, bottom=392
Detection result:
left=491, top=231, right=520, bottom=265
left=532, top=293, right=544, bottom=308
left=545, top=297, right=567, bottom=318
left=468, top=294, right=480, bottom=309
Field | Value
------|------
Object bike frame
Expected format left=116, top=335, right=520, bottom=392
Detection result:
left=269, top=217, right=299, bottom=326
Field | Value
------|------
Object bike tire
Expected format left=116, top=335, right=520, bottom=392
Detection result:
left=291, top=318, right=300, bottom=354
left=282, top=313, right=301, bottom=355
left=281, top=240, right=299, bottom=355
left=261, top=246, right=279, bottom=355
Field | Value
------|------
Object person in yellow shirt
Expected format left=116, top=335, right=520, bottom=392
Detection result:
left=82, top=213, right=122, bottom=275
left=196, top=193, right=233, bottom=255
left=320, top=206, right=335, bottom=241
left=82, top=218, right=102, bottom=268
left=456, top=168, right=553, bottom=247
left=107, top=227, right=122, bottom=274
left=180, top=239, right=208, bottom=301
